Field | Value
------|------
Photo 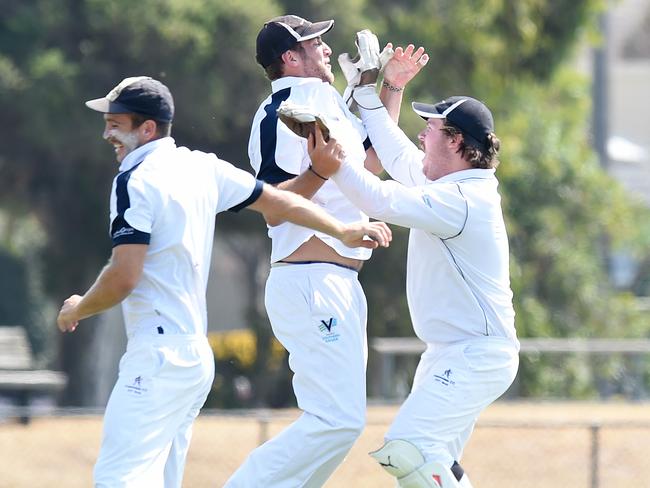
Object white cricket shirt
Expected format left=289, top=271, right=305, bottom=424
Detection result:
left=332, top=108, right=518, bottom=345
left=248, top=76, right=372, bottom=263
left=109, top=137, right=263, bottom=338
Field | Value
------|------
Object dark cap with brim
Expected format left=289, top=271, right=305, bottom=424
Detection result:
left=412, top=96, right=494, bottom=151
left=85, top=76, right=174, bottom=123
left=256, top=15, right=334, bottom=68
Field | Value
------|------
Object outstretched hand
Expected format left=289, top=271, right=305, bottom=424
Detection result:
left=382, top=43, right=429, bottom=90
left=308, top=126, right=345, bottom=180
left=340, top=220, right=392, bottom=249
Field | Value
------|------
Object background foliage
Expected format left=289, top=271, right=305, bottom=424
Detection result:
left=1, top=0, right=649, bottom=405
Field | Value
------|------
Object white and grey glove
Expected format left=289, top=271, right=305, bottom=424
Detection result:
left=276, top=100, right=331, bottom=141
left=338, top=29, right=394, bottom=111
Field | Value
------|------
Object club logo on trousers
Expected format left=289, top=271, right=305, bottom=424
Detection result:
left=434, top=369, right=455, bottom=386
left=318, top=317, right=340, bottom=343
left=125, top=375, right=148, bottom=395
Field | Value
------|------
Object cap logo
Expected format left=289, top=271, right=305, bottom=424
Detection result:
left=441, top=98, right=467, bottom=117
left=274, top=21, right=303, bottom=40
left=106, top=76, right=151, bottom=102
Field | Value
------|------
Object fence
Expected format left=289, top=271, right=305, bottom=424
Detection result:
left=370, top=337, right=650, bottom=400
left=226, top=409, right=650, bottom=488
left=1, top=404, right=650, bottom=487
left=3, top=337, right=650, bottom=486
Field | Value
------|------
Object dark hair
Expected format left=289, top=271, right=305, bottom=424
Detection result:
left=264, top=58, right=285, bottom=81
left=263, top=43, right=307, bottom=81
left=441, top=121, right=500, bottom=169
left=130, top=113, right=172, bottom=138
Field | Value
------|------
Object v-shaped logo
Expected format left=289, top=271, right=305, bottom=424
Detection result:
left=320, top=318, right=334, bottom=332
left=318, top=317, right=339, bottom=342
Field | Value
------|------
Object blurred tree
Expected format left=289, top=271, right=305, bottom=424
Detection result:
left=1, top=0, right=649, bottom=405
left=357, top=0, right=650, bottom=397
left=0, top=0, right=281, bottom=405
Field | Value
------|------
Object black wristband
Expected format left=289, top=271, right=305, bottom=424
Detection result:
left=382, top=80, right=404, bottom=92
left=308, top=165, right=328, bottom=181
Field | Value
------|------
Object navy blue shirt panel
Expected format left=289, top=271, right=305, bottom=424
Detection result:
left=363, top=136, right=372, bottom=151
left=257, top=88, right=297, bottom=185
left=111, top=163, right=152, bottom=247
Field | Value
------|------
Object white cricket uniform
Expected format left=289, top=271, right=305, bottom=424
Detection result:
left=95, top=137, right=263, bottom=488
left=225, top=77, right=372, bottom=488
left=331, top=107, right=520, bottom=469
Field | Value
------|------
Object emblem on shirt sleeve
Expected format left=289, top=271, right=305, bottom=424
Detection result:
left=113, top=226, right=136, bottom=238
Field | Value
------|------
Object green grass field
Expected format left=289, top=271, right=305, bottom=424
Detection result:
left=1, top=401, right=649, bottom=487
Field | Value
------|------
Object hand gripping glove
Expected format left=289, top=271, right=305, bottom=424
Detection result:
left=338, top=29, right=393, bottom=111
left=276, top=101, right=331, bottom=141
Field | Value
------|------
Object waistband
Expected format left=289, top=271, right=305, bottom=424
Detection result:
left=272, top=260, right=360, bottom=273
left=127, top=321, right=205, bottom=341
left=127, top=331, right=207, bottom=347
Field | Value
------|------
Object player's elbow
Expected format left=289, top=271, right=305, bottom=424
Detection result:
left=264, top=211, right=285, bottom=227
left=109, top=274, right=139, bottom=301
left=106, top=264, right=141, bottom=298
left=121, top=275, right=140, bottom=295
left=251, top=184, right=293, bottom=227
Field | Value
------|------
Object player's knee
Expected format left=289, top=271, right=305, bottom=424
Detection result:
left=337, top=417, right=365, bottom=447
left=369, top=439, right=466, bottom=487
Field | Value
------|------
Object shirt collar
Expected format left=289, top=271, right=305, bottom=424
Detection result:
left=118, top=137, right=176, bottom=172
left=435, top=168, right=496, bottom=184
left=270, top=76, right=327, bottom=93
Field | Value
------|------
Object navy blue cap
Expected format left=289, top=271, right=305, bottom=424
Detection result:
left=256, top=15, right=334, bottom=68
left=85, top=76, right=174, bottom=123
left=412, top=96, right=494, bottom=151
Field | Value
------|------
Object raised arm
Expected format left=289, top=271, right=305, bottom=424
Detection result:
left=380, top=44, right=429, bottom=123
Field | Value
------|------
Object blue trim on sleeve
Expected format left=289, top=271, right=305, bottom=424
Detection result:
left=257, top=88, right=296, bottom=184
left=111, top=216, right=151, bottom=247
left=363, top=136, right=372, bottom=151
left=229, top=179, right=264, bottom=213
left=111, top=164, right=151, bottom=247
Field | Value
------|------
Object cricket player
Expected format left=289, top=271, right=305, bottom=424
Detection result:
left=224, top=15, right=394, bottom=488
left=56, top=76, right=391, bottom=487
left=303, top=39, right=521, bottom=487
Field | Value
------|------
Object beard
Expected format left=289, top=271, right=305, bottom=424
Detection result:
left=316, top=66, right=335, bottom=84
left=300, top=55, right=334, bottom=84
left=105, top=128, right=141, bottom=162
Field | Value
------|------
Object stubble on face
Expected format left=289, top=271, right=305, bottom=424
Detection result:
left=297, top=39, right=334, bottom=84
left=103, top=114, right=142, bottom=163
left=105, top=128, right=140, bottom=163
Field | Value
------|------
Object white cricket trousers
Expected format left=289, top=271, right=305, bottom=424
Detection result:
left=94, top=332, right=215, bottom=488
left=225, top=262, right=368, bottom=488
left=386, top=337, right=519, bottom=467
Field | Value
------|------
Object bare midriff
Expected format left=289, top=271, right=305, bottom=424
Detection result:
left=281, top=236, right=363, bottom=271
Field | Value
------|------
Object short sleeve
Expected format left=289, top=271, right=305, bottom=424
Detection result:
left=210, top=156, right=264, bottom=213
left=255, top=88, right=305, bottom=184
left=109, top=166, right=152, bottom=247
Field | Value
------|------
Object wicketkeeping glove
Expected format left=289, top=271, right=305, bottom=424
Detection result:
left=338, top=29, right=394, bottom=111
left=276, top=101, right=331, bottom=141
